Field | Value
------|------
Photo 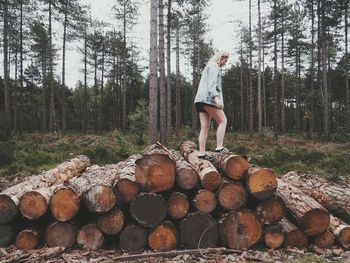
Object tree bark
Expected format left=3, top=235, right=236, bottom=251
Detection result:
left=3, top=0, right=11, bottom=137
left=277, top=178, right=330, bottom=236
left=166, top=0, right=172, bottom=138
left=257, top=0, right=262, bottom=132
left=175, top=25, right=181, bottom=134
left=61, top=2, right=68, bottom=133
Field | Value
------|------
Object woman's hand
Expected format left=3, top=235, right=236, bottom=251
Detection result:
left=214, top=96, right=223, bottom=109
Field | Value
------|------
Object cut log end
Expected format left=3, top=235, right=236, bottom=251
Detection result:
left=130, top=193, right=167, bottom=228
left=19, top=191, right=48, bottom=220
left=167, top=192, right=189, bottom=219
left=302, top=209, right=330, bottom=236
left=217, top=181, right=247, bottom=211
left=264, top=225, right=284, bottom=249
left=0, top=224, right=16, bottom=247
left=15, top=229, right=41, bottom=251
left=135, top=154, right=176, bottom=193
left=313, top=230, right=335, bottom=249
left=0, top=194, right=18, bottom=224
left=114, top=178, right=139, bottom=203
left=284, top=229, right=309, bottom=248
left=225, top=155, right=249, bottom=180
left=51, top=188, right=79, bottom=222
left=148, top=222, right=178, bottom=251
left=258, top=195, right=286, bottom=224
left=84, top=185, right=116, bottom=214
left=97, top=208, right=124, bottom=235
left=201, top=171, right=222, bottom=191
left=248, top=168, right=277, bottom=199
left=176, top=168, right=199, bottom=190
left=119, top=225, right=147, bottom=252
left=193, top=190, right=217, bottom=213
left=338, top=227, right=350, bottom=249
left=45, top=221, right=76, bottom=248
left=180, top=212, right=219, bottom=249
left=77, top=224, right=104, bottom=250
left=220, top=209, right=262, bottom=250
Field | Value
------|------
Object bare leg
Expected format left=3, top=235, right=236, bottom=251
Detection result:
left=203, top=106, right=227, bottom=149
left=198, top=112, right=211, bottom=155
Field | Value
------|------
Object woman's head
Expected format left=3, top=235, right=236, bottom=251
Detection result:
left=208, top=51, right=229, bottom=67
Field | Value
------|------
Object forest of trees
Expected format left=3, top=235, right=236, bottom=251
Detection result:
left=1, top=0, right=350, bottom=143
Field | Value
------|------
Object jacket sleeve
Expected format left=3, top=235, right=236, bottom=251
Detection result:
left=207, top=64, right=220, bottom=98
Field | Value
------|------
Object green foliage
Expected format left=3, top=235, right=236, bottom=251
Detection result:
left=0, top=142, right=15, bottom=166
left=128, top=99, right=148, bottom=145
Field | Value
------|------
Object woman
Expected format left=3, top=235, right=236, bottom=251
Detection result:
left=194, top=51, right=229, bottom=160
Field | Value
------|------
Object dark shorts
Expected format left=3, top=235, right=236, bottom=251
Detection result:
left=195, top=102, right=220, bottom=113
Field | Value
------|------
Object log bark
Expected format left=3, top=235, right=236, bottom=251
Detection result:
left=216, top=180, right=247, bottom=211
left=328, top=214, right=350, bottom=249
left=312, top=229, right=334, bottom=249
left=247, top=167, right=277, bottom=199
left=50, top=164, right=122, bottom=222
left=282, top=171, right=350, bottom=223
left=207, top=152, right=249, bottom=180
left=264, top=225, right=284, bottom=249
left=15, top=228, right=41, bottom=250
left=45, top=221, right=77, bottom=248
left=278, top=217, right=308, bottom=248
left=84, top=185, right=116, bottom=214
left=219, top=209, right=262, bottom=250
left=180, top=141, right=222, bottom=191
left=97, top=207, right=124, bottom=235
left=277, top=179, right=330, bottom=236
left=135, top=153, right=176, bottom=193
left=193, top=189, right=217, bottom=213
left=144, top=143, right=199, bottom=189
left=179, top=212, right=219, bottom=249
left=148, top=221, right=179, bottom=251
left=0, top=224, right=16, bottom=247
left=167, top=192, right=189, bottom=219
left=0, top=155, right=90, bottom=224
left=77, top=224, right=104, bottom=250
left=119, top=224, right=148, bottom=252
left=256, top=195, right=286, bottom=224
left=130, top=192, right=167, bottom=228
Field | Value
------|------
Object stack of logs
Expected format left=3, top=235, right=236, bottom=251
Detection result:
left=0, top=141, right=350, bottom=253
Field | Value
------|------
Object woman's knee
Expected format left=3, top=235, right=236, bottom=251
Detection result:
left=200, top=123, right=210, bottom=131
left=218, top=115, right=227, bottom=126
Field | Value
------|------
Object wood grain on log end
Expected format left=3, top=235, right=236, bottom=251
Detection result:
left=135, top=154, right=176, bottom=193
left=0, top=194, right=18, bottom=224
left=45, top=221, right=76, bottom=248
left=201, top=171, right=222, bottom=191
left=84, top=185, right=116, bottom=214
left=301, top=208, right=330, bottom=236
left=257, top=195, right=285, bottom=224
left=220, top=209, right=262, bottom=250
left=337, top=226, right=350, bottom=249
left=148, top=221, right=178, bottom=251
left=264, top=225, right=284, bottom=249
left=247, top=168, right=277, bottom=199
left=51, top=188, right=79, bottom=221
left=119, top=225, right=147, bottom=252
left=279, top=218, right=308, bottom=248
left=130, top=193, right=167, bottom=228
left=19, top=191, right=48, bottom=220
left=114, top=178, right=139, bottom=203
left=224, top=155, right=249, bottom=180
left=217, top=181, right=247, bottom=211
left=193, top=189, right=217, bottom=213
left=176, top=168, right=199, bottom=190
left=167, top=192, right=189, bottom=219
left=313, top=229, right=335, bottom=249
left=15, top=229, right=41, bottom=250
left=0, top=224, right=16, bottom=247
left=97, top=207, right=124, bottom=235
left=77, top=224, right=104, bottom=250
left=179, top=212, right=219, bottom=249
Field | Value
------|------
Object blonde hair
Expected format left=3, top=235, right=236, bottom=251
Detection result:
left=208, top=51, right=229, bottom=64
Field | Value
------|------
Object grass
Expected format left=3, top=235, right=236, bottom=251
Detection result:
left=0, top=129, right=349, bottom=182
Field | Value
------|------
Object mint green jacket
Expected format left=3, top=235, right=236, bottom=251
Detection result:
left=194, top=62, right=223, bottom=108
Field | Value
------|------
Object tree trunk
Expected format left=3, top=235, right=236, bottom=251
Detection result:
left=281, top=11, right=285, bottom=133
left=264, top=225, right=284, bottom=249
left=175, top=26, right=181, bottom=134
left=247, top=167, right=277, bottom=199
left=277, top=178, right=330, bottom=236
left=129, top=193, right=167, bottom=228
left=248, top=0, right=254, bottom=136
left=61, top=4, right=68, bottom=133
left=180, top=141, right=222, bottom=191
left=273, top=0, right=279, bottom=133
left=216, top=180, right=247, bottom=211
left=282, top=171, right=350, bottom=224
left=48, top=0, right=55, bottom=133
left=220, top=209, right=262, bottom=250
left=19, top=0, right=24, bottom=134
left=257, top=0, right=262, bottom=132
left=148, top=221, right=178, bottom=251
left=149, top=0, right=159, bottom=143
left=166, top=0, right=172, bottom=138
left=45, top=221, right=76, bottom=248
left=0, top=156, right=90, bottom=224
left=167, top=192, right=189, bottom=219
left=278, top=217, right=308, bottom=248
left=3, top=0, right=11, bottom=137
left=97, top=207, right=124, bottom=235
left=240, top=34, right=245, bottom=131
left=119, top=225, right=147, bottom=252
left=180, top=212, right=219, bottom=249
left=77, top=224, right=104, bottom=250
left=310, top=0, right=315, bottom=135
left=82, top=29, right=88, bottom=133
left=345, top=0, right=350, bottom=132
